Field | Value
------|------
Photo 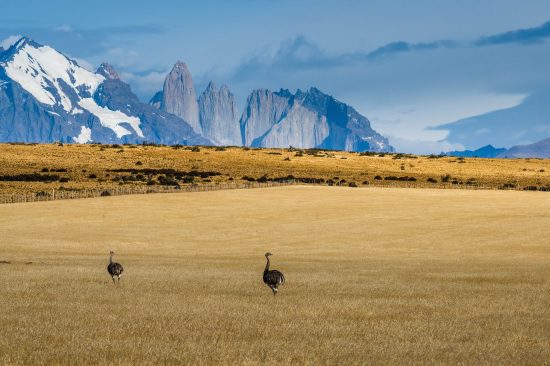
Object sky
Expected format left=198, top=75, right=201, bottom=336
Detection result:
left=1, top=0, right=550, bottom=153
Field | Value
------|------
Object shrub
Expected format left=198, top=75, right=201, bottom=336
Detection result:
left=362, top=180, right=369, bottom=185
left=295, top=151, right=303, bottom=157
left=41, top=168, right=49, bottom=172
left=0, top=173, right=60, bottom=182
left=348, top=182, right=358, bottom=187
left=191, top=146, right=201, bottom=152
left=257, top=175, right=269, bottom=183
left=500, top=183, right=516, bottom=189
left=524, top=186, right=538, bottom=191
left=283, top=157, right=291, bottom=161
left=88, top=174, right=97, bottom=179
left=242, top=176, right=256, bottom=182
left=441, top=174, right=452, bottom=183
left=158, top=175, right=180, bottom=186
left=136, top=161, right=143, bottom=166
left=374, top=175, right=382, bottom=180
left=215, top=147, right=226, bottom=151
left=100, top=190, right=111, bottom=197
left=427, top=178, right=437, bottom=183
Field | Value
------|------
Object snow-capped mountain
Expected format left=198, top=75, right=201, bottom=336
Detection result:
left=0, top=37, right=209, bottom=145
left=0, top=36, right=392, bottom=152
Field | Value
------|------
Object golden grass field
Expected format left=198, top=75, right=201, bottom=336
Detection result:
left=0, top=143, right=549, bottom=196
left=1, top=186, right=550, bottom=365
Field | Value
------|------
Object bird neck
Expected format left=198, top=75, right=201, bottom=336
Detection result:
left=264, top=256, right=270, bottom=273
left=109, top=255, right=113, bottom=264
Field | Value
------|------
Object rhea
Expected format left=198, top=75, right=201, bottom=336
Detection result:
left=263, top=252, right=285, bottom=295
left=107, top=251, right=124, bottom=284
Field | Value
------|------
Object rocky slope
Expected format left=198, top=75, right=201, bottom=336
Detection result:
left=240, top=88, right=392, bottom=152
left=198, top=82, right=241, bottom=146
left=150, top=61, right=201, bottom=134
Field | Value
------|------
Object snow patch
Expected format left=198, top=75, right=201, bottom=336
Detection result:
left=79, top=98, right=143, bottom=138
left=3, top=43, right=104, bottom=112
left=73, top=126, right=92, bottom=144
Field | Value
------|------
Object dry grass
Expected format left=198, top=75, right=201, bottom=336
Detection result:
left=1, top=186, right=549, bottom=365
left=0, top=143, right=549, bottom=196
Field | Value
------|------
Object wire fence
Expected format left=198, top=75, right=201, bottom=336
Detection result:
left=0, top=179, right=547, bottom=205
left=0, top=180, right=298, bottom=205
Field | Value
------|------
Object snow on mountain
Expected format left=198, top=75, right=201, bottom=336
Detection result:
left=0, top=37, right=143, bottom=140
left=0, top=37, right=208, bottom=145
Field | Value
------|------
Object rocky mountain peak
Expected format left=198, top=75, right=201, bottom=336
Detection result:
left=158, top=61, right=201, bottom=134
left=198, top=81, right=241, bottom=146
left=96, top=63, right=120, bottom=80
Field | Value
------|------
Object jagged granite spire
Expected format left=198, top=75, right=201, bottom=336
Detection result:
left=158, top=61, right=201, bottom=134
left=96, top=63, right=120, bottom=80
left=198, top=82, right=241, bottom=146
left=240, top=88, right=392, bottom=152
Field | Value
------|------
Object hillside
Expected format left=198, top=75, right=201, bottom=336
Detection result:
left=0, top=143, right=548, bottom=196
left=498, top=138, right=550, bottom=158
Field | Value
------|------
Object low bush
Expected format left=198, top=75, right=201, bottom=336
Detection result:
left=0, top=173, right=60, bottom=182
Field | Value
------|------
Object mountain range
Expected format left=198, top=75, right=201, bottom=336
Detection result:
left=435, top=90, right=550, bottom=151
left=0, top=37, right=392, bottom=152
left=447, top=138, right=550, bottom=158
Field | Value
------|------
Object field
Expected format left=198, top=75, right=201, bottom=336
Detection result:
left=0, top=143, right=549, bottom=197
left=1, top=186, right=550, bottom=365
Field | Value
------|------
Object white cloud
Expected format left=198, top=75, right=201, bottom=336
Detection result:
left=119, top=70, right=167, bottom=99
left=54, top=25, right=73, bottom=33
left=1, top=35, right=22, bottom=49
left=368, top=92, right=526, bottom=146
left=388, top=136, right=465, bottom=155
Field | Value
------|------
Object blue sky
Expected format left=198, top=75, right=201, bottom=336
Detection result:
left=1, top=0, right=550, bottom=152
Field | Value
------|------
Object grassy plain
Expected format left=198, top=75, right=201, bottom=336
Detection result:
left=1, top=186, right=549, bottom=365
left=0, top=143, right=549, bottom=195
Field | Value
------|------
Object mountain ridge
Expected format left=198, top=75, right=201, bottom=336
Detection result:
left=0, top=36, right=392, bottom=151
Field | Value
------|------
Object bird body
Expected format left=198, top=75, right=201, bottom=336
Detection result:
left=263, top=252, right=285, bottom=295
left=107, top=251, right=124, bottom=284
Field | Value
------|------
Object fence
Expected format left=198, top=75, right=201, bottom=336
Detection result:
left=0, top=180, right=298, bottom=205
left=0, top=179, right=546, bottom=205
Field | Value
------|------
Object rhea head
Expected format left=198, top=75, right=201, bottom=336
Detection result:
left=265, top=252, right=272, bottom=257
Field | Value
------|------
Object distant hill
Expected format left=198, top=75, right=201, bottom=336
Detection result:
left=433, top=90, right=550, bottom=149
left=447, top=145, right=507, bottom=158
left=498, top=138, right=550, bottom=158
